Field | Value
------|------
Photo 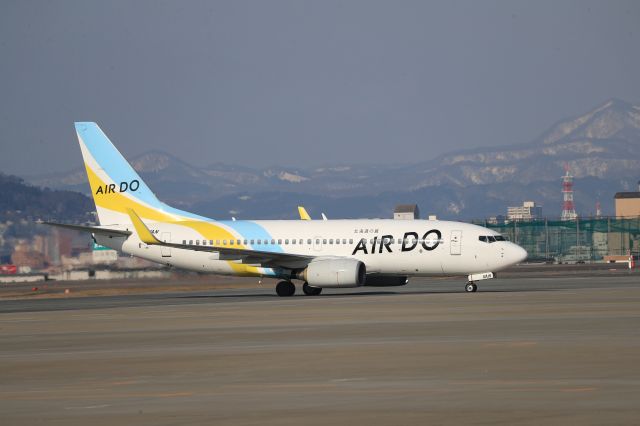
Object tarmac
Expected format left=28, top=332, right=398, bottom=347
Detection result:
left=1, top=270, right=640, bottom=425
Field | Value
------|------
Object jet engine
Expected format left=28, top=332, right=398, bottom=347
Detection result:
left=299, top=258, right=366, bottom=288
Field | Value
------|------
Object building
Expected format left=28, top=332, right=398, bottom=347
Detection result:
left=507, top=201, right=542, bottom=221
left=393, top=204, right=420, bottom=220
left=615, top=182, right=640, bottom=218
left=486, top=215, right=507, bottom=225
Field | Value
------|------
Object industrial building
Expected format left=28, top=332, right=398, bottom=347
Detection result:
left=615, top=182, right=640, bottom=218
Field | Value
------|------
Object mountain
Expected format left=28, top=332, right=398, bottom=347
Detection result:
left=23, top=99, right=640, bottom=220
left=399, top=98, right=640, bottom=189
left=0, top=173, right=94, bottom=223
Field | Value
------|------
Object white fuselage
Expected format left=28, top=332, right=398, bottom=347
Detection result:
left=96, top=218, right=527, bottom=279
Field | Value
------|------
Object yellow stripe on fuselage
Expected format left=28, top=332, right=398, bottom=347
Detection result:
left=86, top=164, right=263, bottom=276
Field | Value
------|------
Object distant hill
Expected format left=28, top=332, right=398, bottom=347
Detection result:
left=404, top=98, right=640, bottom=188
left=0, top=173, right=94, bottom=223
left=23, top=99, right=640, bottom=220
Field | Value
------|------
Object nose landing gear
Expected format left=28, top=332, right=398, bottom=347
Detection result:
left=465, top=282, right=478, bottom=292
left=465, top=272, right=495, bottom=293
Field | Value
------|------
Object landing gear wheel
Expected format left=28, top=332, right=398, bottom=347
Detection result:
left=276, top=281, right=296, bottom=297
left=465, top=282, right=478, bottom=293
left=302, top=282, right=322, bottom=296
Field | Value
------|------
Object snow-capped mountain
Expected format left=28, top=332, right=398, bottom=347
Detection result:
left=24, top=99, right=640, bottom=219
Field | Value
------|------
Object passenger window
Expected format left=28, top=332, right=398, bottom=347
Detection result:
left=196, top=240, right=200, bottom=245
left=271, top=239, right=275, bottom=245
left=250, top=239, right=254, bottom=245
left=257, top=239, right=261, bottom=245
left=216, top=240, right=220, bottom=245
left=299, top=239, right=303, bottom=244
left=230, top=240, right=234, bottom=245
left=189, top=240, right=193, bottom=245
left=316, top=239, right=320, bottom=245
left=223, top=240, right=227, bottom=245
left=329, top=239, right=334, bottom=244
left=349, top=239, right=353, bottom=244
left=336, top=239, right=340, bottom=245
left=323, top=239, right=327, bottom=244
left=290, top=239, right=295, bottom=244
left=278, top=239, right=282, bottom=244
left=182, top=240, right=186, bottom=244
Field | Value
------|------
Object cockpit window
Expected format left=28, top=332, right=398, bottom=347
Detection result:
left=479, top=235, right=504, bottom=243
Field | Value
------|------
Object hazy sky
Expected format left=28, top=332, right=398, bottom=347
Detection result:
left=1, top=0, right=639, bottom=175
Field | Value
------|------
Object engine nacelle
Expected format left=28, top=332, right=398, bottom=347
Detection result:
left=300, top=258, right=366, bottom=288
left=364, top=275, right=408, bottom=287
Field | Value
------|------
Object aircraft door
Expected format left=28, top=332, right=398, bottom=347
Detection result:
left=450, top=230, right=462, bottom=255
left=161, top=232, right=171, bottom=257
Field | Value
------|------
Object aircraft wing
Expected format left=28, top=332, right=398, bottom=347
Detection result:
left=126, top=209, right=314, bottom=269
left=41, top=221, right=132, bottom=237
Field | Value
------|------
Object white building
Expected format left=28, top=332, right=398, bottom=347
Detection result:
left=507, top=201, right=542, bottom=221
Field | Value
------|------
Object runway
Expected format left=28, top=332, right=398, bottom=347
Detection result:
left=2, top=274, right=640, bottom=425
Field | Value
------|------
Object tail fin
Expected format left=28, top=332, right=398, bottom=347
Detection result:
left=75, top=122, right=202, bottom=225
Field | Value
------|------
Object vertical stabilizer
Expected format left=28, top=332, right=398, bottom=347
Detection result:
left=75, top=122, right=201, bottom=225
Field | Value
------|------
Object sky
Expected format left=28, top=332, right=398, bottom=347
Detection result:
left=1, top=0, right=639, bottom=175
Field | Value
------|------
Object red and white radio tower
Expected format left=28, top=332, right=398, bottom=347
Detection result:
left=561, top=163, right=577, bottom=221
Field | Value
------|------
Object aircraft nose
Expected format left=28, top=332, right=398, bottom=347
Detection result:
left=511, top=244, right=527, bottom=264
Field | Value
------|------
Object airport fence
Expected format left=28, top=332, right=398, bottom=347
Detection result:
left=472, top=217, right=640, bottom=263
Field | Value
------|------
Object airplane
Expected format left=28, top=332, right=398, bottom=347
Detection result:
left=45, top=122, right=527, bottom=297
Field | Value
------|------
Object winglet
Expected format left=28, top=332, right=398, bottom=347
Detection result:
left=298, top=206, right=312, bottom=220
left=126, top=209, right=160, bottom=244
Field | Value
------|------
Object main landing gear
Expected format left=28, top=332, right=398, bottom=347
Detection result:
left=465, top=282, right=478, bottom=292
left=276, top=281, right=296, bottom=297
left=275, top=281, right=323, bottom=297
left=302, top=282, right=322, bottom=296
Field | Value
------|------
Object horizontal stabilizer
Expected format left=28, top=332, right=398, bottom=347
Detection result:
left=40, top=221, right=131, bottom=237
